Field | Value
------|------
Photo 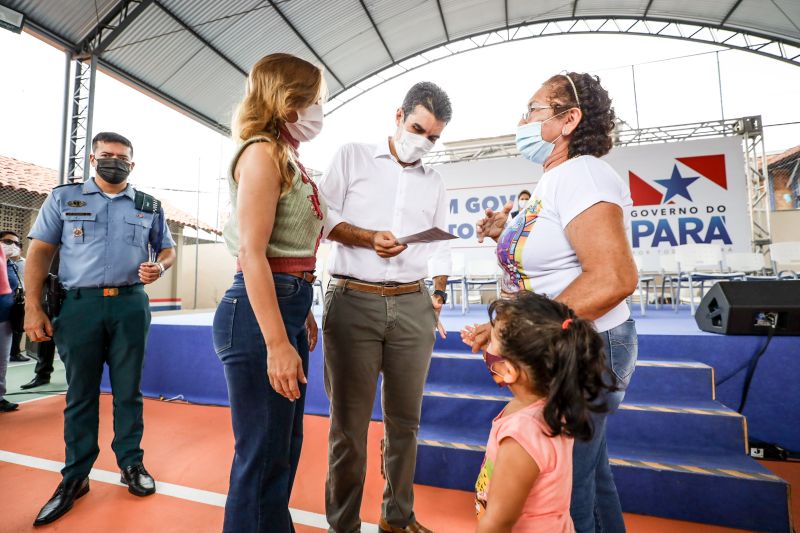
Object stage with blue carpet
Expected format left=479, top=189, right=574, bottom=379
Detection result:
left=102, top=303, right=797, bottom=531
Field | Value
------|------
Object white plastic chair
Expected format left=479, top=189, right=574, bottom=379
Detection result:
left=672, top=244, right=741, bottom=313
left=769, top=242, right=800, bottom=279
left=463, top=258, right=501, bottom=313
left=633, top=254, right=662, bottom=315
left=724, top=252, right=767, bottom=276
left=446, top=253, right=467, bottom=312
left=313, top=256, right=326, bottom=308
left=658, top=253, right=679, bottom=310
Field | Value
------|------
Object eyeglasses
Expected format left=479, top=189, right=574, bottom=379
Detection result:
left=521, top=102, right=553, bottom=122
left=1, top=238, right=20, bottom=246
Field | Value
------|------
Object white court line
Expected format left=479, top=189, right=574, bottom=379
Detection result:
left=0, top=450, right=378, bottom=531
left=18, top=392, right=66, bottom=404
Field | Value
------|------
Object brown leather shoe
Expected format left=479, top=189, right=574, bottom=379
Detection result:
left=378, top=516, right=434, bottom=533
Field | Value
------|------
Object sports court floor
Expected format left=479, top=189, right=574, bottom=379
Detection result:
left=1, top=359, right=797, bottom=533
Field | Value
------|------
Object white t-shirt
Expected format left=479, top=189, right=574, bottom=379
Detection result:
left=496, top=155, right=632, bottom=332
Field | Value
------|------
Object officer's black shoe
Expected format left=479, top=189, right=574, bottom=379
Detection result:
left=120, top=464, right=156, bottom=496
left=0, top=399, right=19, bottom=412
left=33, top=477, right=89, bottom=526
left=9, top=352, right=30, bottom=362
left=20, top=376, right=50, bottom=390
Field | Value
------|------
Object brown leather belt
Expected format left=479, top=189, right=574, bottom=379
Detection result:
left=332, top=278, right=422, bottom=296
left=286, top=271, right=317, bottom=284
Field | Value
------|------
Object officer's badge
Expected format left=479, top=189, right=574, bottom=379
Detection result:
left=67, top=200, right=87, bottom=207
left=73, top=227, right=83, bottom=238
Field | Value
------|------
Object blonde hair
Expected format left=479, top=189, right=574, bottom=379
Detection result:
left=232, top=53, right=325, bottom=192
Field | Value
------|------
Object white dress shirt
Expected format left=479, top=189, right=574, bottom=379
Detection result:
left=319, top=138, right=452, bottom=283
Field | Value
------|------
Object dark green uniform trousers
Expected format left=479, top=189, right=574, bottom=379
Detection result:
left=53, top=285, right=151, bottom=481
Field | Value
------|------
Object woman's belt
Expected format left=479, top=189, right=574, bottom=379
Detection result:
left=331, top=277, right=422, bottom=296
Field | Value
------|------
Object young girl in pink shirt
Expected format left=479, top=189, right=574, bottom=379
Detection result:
left=466, top=292, right=616, bottom=533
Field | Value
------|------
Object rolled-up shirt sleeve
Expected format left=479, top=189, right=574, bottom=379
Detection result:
left=427, top=181, right=452, bottom=278
left=319, top=145, right=350, bottom=240
left=28, top=192, right=63, bottom=245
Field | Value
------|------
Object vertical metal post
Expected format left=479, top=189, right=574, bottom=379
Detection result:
left=716, top=51, right=725, bottom=121
left=740, top=116, right=771, bottom=251
left=58, top=52, right=72, bottom=185
left=83, top=55, right=98, bottom=180
left=67, top=59, right=83, bottom=181
left=631, top=65, right=640, bottom=129
left=193, top=158, right=201, bottom=309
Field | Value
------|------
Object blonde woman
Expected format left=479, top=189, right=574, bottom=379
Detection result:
left=213, top=53, right=327, bottom=533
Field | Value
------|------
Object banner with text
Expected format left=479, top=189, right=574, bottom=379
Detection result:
left=435, top=136, right=748, bottom=262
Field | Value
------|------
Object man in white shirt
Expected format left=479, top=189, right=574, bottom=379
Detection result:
left=319, top=82, right=453, bottom=533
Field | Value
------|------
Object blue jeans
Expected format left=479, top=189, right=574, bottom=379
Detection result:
left=213, top=272, right=313, bottom=533
left=0, top=320, right=11, bottom=399
left=570, top=318, right=638, bottom=533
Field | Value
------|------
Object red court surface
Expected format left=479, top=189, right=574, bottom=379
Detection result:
left=0, top=395, right=796, bottom=532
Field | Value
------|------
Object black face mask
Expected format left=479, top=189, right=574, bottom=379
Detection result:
left=95, top=158, right=131, bottom=184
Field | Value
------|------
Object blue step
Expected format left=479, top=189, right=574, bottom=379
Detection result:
left=609, top=400, right=748, bottom=455
left=611, top=444, right=791, bottom=532
left=420, top=392, right=504, bottom=429
left=414, top=347, right=791, bottom=532
left=421, top=389, right=747, bottom=456
left=414, top=433, right=791, bottom=532
left=428, top=353, right=715, bottom=403
left=623, top=360, right=714, bottom=402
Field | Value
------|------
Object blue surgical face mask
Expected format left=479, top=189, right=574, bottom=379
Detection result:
left=515, top=113, right=565, bottom=165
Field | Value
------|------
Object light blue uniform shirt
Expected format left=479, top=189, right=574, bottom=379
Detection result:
left=28, top=179, right=176, bottom=289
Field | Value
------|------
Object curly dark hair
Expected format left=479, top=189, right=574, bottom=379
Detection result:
left=489, top=292, right=618, bottom=441
left=543, top=72, right=616, bottom=159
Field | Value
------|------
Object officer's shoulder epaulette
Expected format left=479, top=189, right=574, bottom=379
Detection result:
left=133, top=188, right=162, bottom=214
left=52, top=182, right=82, bottom=190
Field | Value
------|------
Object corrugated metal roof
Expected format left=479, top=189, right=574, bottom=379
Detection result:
left=5, top=0, right=800, bottom=134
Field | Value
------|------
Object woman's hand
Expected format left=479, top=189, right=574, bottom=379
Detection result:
left=306, top=311, right=319, bottom=352
left=476, top=202, right=512, bottom=243
left=461, top=322, right=492, bottom=353
left=267, top=341, right=307, bottom=401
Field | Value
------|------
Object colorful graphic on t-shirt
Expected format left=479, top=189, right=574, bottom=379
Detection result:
left=474, top=455, right=494, bottom=518
left=496, top=198, right=542, bottom=292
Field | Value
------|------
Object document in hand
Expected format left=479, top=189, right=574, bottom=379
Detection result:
left=397, top=228, right=458, bottom=245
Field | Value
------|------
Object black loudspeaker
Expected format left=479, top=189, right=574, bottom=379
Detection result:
left=695, top=281, right=800, bottom=335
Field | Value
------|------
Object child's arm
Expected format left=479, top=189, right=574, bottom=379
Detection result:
left=476, top=437, right=540, bottom=533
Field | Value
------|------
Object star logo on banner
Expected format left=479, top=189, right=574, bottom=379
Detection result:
left=655, top=165, right=700, bottom=203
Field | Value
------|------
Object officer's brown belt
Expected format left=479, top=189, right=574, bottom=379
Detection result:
left=331, top=278, right=422, bottom=296
left=65, top=285, right=143, bottom=298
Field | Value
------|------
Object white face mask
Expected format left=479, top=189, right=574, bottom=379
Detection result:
left=285, top=103, right=323, bottom=142
left=518, top=198, right=529, bottom=210
left=1, top=243, right=19, bottom=258
left=394, top=127, right=434, bottom=164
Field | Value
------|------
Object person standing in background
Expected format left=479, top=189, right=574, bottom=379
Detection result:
left=1, top=231, right=28, bottom=363
left=0, top=243, right=19, bottom=412
left=509, top=189, right=531, bottom=219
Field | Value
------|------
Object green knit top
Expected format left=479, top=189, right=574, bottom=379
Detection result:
left=223, top=136, right=326, bottom=272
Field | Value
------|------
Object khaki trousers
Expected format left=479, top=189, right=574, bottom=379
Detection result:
left=323, top=282, right=436, bottom=533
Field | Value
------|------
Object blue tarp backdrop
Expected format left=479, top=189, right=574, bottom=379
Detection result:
left=101, top=307, right=800, bottom=452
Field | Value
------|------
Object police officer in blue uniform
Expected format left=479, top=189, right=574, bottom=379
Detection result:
left=25, top=132, right=177, bottom=526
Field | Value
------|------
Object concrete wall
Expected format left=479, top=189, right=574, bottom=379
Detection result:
left=177, top=241, right=237, bottom=310
left=770, top=210, right=800, bottom=243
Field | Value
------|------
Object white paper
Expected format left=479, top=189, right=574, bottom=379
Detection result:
left=397, top=227, right=458, bottom=245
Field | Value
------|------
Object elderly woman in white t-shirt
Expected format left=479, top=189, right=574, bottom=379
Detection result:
left=465, top=72, right=638, bottom=533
